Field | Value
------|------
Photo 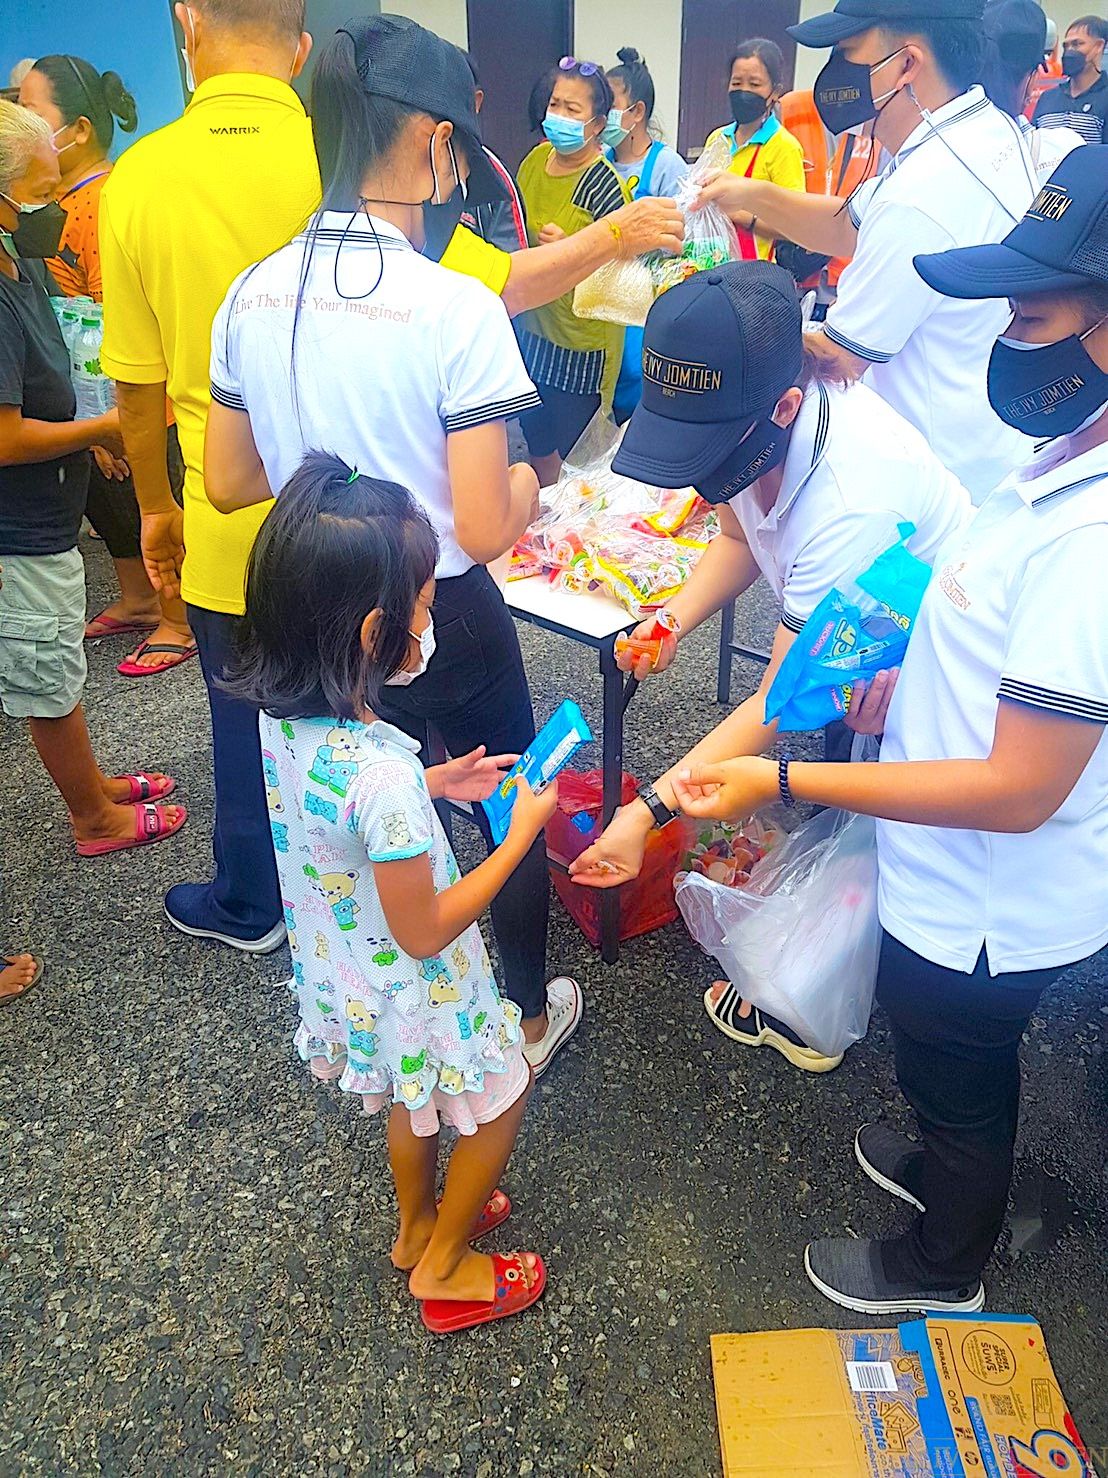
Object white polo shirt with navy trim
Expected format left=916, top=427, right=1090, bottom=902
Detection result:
left=825, top=87, right=1039, bottom=501
left=210, top=213, right=541, bottom=578
left=728, top=379, right=969, bottom=631
left=877, top=436, right=1108, bottom=975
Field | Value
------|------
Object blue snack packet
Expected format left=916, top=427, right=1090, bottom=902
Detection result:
left=483, top=699, right=594, bottom=845
left=763, top=524, right=933, bottom=733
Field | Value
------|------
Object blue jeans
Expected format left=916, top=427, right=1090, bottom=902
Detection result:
left=185, top=604, right=280, bottom=935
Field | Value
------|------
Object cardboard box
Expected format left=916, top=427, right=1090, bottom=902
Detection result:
left=711, top=1315, right=1097, bottom=1478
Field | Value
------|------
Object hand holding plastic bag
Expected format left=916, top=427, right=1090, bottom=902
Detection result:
left=763, top=523, right=932, bottom=733
left=676, top=807, right=879, bottom=1058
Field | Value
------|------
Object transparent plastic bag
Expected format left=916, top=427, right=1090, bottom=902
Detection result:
left=675, top=808, right=879, bottom=1057
left=573, top=254, right=656, bottom=327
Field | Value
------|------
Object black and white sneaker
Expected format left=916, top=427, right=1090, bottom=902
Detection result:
left=804, top=1237, right=986, bottom=1316
left=703, top=981, right=843, bottom=1073
left=855, top=1124, right=926, bottom=1213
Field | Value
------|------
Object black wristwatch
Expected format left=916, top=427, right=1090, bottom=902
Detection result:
left=639, top=781, right=679, bottom=829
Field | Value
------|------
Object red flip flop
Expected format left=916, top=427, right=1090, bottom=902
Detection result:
left=432, top=1188, right=511, bottom=1242
left=76, top=802, right=187, bottom=858
left=112, top=772, right=177, bottom=803
left=421, top=1252, right=546, bottom=1334
left=85, top=610, right=158, bottom=641
left=117, top=641, right=198, bottom=678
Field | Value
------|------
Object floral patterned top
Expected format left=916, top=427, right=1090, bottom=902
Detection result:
left=259, top=713, right=521, bottom=1110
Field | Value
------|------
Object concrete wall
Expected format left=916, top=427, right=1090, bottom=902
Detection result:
left=574, top=7, right=685, bottom=150
left=388, top=0, right=469, bottom=50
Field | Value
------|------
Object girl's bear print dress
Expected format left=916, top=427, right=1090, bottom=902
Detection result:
left=259, top=714, right=525, bottom=1133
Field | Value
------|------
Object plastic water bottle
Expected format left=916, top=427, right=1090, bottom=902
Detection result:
left=59, top=302, right=85, bottom=356
left=71, top=312, right=116, bottom=418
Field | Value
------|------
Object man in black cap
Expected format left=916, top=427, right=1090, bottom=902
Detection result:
left=699, top=0, right=1040, bottom=501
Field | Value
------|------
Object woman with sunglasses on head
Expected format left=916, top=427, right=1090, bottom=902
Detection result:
left=515, top=57, right=631, bottom=485
left=19, top=56, right=196, bottom=679
left=639, top=146, right=1108, bottom=1317
left=705, top=39, right=806, bottom=263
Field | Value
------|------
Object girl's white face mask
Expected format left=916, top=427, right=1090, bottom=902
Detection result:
left=384, top=613, right=436, bottom=687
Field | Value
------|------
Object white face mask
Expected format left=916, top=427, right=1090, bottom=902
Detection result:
left=384, top=612, right=436, bottom=687
left=181, top=5, right=197, bottom=93
left=52, top=127, right=77, bottom=157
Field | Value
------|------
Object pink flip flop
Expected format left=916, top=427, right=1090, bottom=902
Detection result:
left=76, top=802, right=187, bottom=858
left=112, top=772, right=177, bottom=803
left=85, top=610, right=158, bottom=641
left=117, top=641, right=198, bottom=678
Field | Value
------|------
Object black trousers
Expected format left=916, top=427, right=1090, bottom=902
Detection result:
left=85, top=425, right=185, bottom=561
left=876, top=930, right=1064, bottom=1286
left=375, top=565, right=549, bottom=1018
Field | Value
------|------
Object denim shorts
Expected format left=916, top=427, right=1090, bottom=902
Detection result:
left=0, top=548, right=87, bottom=718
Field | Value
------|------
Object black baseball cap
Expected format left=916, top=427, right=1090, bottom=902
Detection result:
left=336, top=13, right=505, bottom=205
left=983, top=0, right=1048, bottom=75
left=914, top=145, right=1108, bottom=297
left=612, top=261, right=804, bottom=487
left=789, top=0, right=984, bottom=49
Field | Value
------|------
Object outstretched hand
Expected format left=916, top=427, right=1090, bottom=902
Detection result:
left=671, top=757, right=777, bottom=823
left=434, top=746, right=520, bottom=803
left=568, top=801, right=652, bottom=889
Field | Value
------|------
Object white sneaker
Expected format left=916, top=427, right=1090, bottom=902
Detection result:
left=522, top=977, right=583, bottom=1078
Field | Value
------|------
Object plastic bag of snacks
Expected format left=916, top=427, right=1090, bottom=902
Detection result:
left=572, top=136, right=739, bottom=327
left=680, top=812, right=787, bottom=888
left=676, top=807, right=879, bottom=1058
left=763, top=523, right=933, bottom=732
left=510, top=412, right=718, bottom=617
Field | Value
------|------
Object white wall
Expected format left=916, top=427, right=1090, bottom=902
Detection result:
left=387, top=0, right=468, bottom=49
left=574, top=8, right=685, bottom=149
left=793, top=0, right=831, bottom=92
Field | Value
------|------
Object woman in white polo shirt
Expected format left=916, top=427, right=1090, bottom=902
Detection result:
left=572, top=261, right=969, bottom=1072
left=202, top=17, right=582, bottom=1076
left=650, top=146, right=1108, bottom=1316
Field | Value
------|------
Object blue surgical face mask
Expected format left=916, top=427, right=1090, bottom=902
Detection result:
left=600, top=107, right=630, bottom=149
left=543, top=111, right=591, bottom=154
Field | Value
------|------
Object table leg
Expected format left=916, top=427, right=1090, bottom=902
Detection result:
left=717, top=600, right=735, bottom=705
left=598, top=641, right=626, bottom=966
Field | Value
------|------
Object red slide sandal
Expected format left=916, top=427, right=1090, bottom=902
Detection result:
left=113, top=772, right=177, bottom=803
left=76, top=802, right=188, bottom=858
left=421, top=1252, right=546, bottom=1335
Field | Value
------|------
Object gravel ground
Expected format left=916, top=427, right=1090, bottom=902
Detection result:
left=1, top=532, right=1106, bottom=1478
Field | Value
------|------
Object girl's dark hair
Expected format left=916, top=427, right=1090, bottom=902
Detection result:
left=33, top=54, right=137, bottom=151
left=546, top=59, right=614, bottom=120
left=607, top=46, right=656, bottom=123
left=226, top=452, right=439, bottom=721
left=729, top=38, right=787, bottom=93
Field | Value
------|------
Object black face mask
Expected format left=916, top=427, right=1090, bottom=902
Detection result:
left=729, top=88, right=770, bottom=127
left=1061, top=48, right=1086, bottom=78
left=813, top=46, right=906, bottom=133
left=1, top=195, right=66, bottom=259
left=422, top=185, right=469, bottom=262
left=694, top=416, right=792, bottom=504
left=986, top=323, right=1108, bottom=437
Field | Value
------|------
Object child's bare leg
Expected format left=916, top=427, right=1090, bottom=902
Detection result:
left=409, top=1074, right=538, bottom=1304
left=388, top=1104, right=439, bottom=1271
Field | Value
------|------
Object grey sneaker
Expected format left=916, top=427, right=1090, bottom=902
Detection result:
left=804, top=1237, right=985, bottom=1316
left=855, top=1124, right=926, bottom=1212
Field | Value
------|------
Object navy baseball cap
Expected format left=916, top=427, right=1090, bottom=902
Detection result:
left=914, top=146, right=1108, bottom=297
left=612, top=261, right=804, bottom=488
left=335, top=14, right=505, bottom=205
left=789, top=0, right=984, bottom=49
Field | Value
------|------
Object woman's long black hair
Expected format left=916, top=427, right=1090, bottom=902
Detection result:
left=33, top=55, right=137, bottom=151
left=225, top=452, right=439, bottom=721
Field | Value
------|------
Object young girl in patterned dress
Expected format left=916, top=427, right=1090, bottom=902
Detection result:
left=227, top=452, right=554, bottom=1334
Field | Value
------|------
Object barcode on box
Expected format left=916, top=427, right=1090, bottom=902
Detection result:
left=847, top=1361, right=898, bottom=1394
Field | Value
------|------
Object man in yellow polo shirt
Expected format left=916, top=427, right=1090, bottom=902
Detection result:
left=100, top=0, right=318, bottom=952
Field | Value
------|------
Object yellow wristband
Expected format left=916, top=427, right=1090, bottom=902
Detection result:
left=606, top=218, right=624, bottom=254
